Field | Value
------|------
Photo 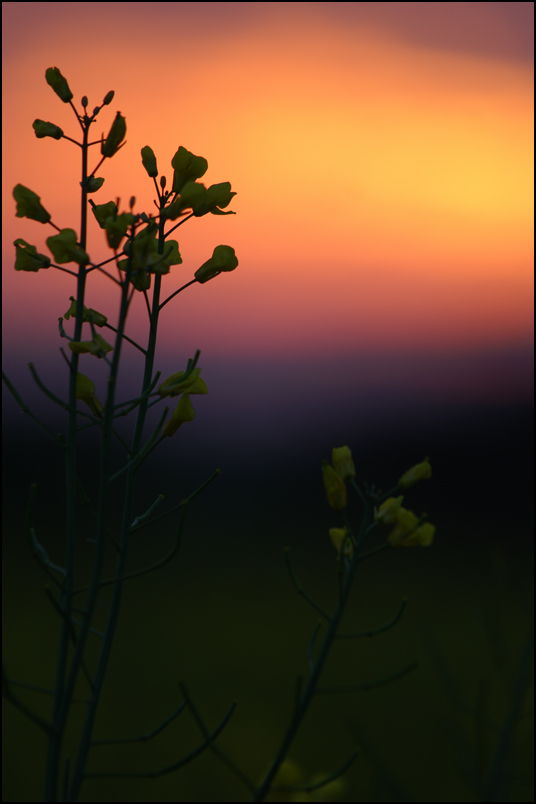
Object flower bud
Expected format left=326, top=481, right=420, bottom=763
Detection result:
left=45, top=67, right=73, bottom=103
left=13, top=184, right=51, bottom=224
left=398, top=458, right=431, bottom=489
left=81, top=96, right=88, bottom=108
left=101, top=112, right=126, bottom=158
left=195, top=245, right=238, bottom=284
left=162, top=393, right=195, bottom=437
left=322, top=462, right=347, bottom=511
left=332, top=446, right=355, bottom=480
left=329, top=527, right=354, bottom=559
left=103, top=91, right=114, bottom=106
left=33, top=120, right=64, bottom=140
left=14, top=239, right=51, bottom=272
left=76, top=372, right=103, bottom=417
left=141, top=146, right=158, bottom=178
left=82, top=176, right=105, bottom=193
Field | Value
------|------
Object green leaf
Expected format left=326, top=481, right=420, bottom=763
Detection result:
left=13, top=184, right=51, bottom=223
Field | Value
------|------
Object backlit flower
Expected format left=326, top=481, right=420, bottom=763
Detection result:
left=322, top=462, right=347, bottom=511
left=332, top=446, right=355, bottom=480
left=398, top=458, right=431, bottom=489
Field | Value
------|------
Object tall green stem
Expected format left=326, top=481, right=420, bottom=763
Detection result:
left=67, top=216, right=166, bottom=801
left=45, top=117, right=90, bottom=802
left=252, top=505, right=373, bottom=802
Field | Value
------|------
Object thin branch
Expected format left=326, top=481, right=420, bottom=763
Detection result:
left=284, top=548, right=330, bottom=620
left=316, top=660, right=419, bottom=694
left=102, top=322, right=146, bottom=354
left=73, top=469, right=220, bottom=593
left=307, top=622, right=322, bottom=674
left=336, top=597, right=408, bottom=639
left=159, top=278, right=198, bottom=311
left=44, top=588, right=95, bottom=692
left=28, top=363, right=69, bottom=409
left=2, top=663, right=53, bottom=735
left=92, top=700, right=187, bottom=745
left=356, top=542, right=390, bottom=563
left=2, top=372, right=64, bottom=443
left=180, top=681, right=255, bottom=793
left=107, top=407, right=168, bottom=482
left=83, top=698, right=237, bottom=779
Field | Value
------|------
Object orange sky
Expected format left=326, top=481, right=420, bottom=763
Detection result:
left=2, top=2, right=534, bottom=366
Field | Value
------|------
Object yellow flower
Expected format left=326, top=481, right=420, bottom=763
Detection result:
left=374, top=496, right=404, bottom=524
left=331, top=446, right=355, bottom=480
left=76, top=372, right=103, bottom=417
left=388, top=508, right=435, bottom=547
left=322, top=462, right=347, bottom=510
left=412, top=522, right=435, bottom=546
left=158, top=368, right=208, bottom=398
left=329, top=527, right=354, bottom=559
left=398, top=457, right=431, bottom=489
left=162, top=394, right=195, bottom=437
left=68, top=333, right=113, bottom=358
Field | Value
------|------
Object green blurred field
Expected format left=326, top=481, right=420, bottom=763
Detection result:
left=3, top=502, right=533, bottom=802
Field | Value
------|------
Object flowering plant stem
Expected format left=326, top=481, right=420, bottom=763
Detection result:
left=5, top=68, right=237, bottom=802
left=252, top=505, right=372, bottom=801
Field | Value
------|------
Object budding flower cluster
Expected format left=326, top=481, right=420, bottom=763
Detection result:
left=325, top=451, right=435, bottom=557
left=374, top=458, right=435, bottom=547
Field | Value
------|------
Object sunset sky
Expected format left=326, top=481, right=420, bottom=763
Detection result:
left=3, top=9, right=534, bottom=804
left=2, top=2, right=534, bottom=449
